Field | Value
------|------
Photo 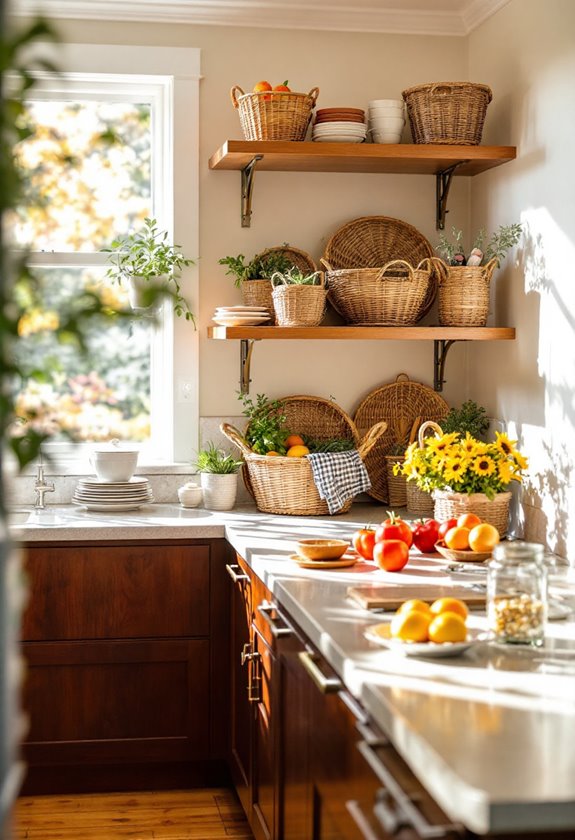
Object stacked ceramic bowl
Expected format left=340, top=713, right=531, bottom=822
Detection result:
left=212, top=306, right=271, bottom=326
left=312, top=107, right=367, bottom=143
left=367, top=99, right=405, bottom=144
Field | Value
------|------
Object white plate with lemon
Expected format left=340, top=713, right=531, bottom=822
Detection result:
left=365, top=596, right=488, bottom=658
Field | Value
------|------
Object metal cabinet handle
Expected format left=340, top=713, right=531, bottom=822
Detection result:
left=240, top=643, right=261, bottom=702
left=257, top=601, right=293, bottom=637
left=357, top=741, right=461, bottom=839
left=298, top=650, right=342, bottom=694
left=346, top=800, right=382, bottom=840
left=225, top=563, right=249, bottom=583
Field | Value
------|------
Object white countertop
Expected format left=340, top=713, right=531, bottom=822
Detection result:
left=11, top=502, right=575, bottom=834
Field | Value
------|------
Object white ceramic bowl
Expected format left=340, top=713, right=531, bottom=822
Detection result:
left=368, top=99, right=404, bottom=108
left=369, top=117, right=405, bottom=131
left=368, top=108, right=405, bottom=120
left=370, top=132, right=403, bottom=144
left=90, top=446, right=139, bottom=482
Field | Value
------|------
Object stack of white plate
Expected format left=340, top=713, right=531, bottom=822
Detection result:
left=312, top=121, right=367, bottom=144
left=213, top=306, right=271, bottom=326
left=73, top=477, right=153, bottom=511
left=367, top=99, right=405, bottom=144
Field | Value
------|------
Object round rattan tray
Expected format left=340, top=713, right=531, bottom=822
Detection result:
left=322, top=215, right=433, bottom=270
left=353, top=374, right=449, bottom=504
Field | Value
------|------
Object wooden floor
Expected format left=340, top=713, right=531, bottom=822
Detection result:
left=13, top=789, right=254, bottom=839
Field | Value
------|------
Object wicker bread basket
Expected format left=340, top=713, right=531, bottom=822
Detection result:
left=272, top=278, right=327, bottom=327
left=240, top=246, right=318, bottom=325
left=323, top=258, right=441, bottom=326
left=231, top=85, right=319, bottom=141
left=438, top=258, right=498, bottom=326
left=221, top=419, right=388, bottom=516
left=402, top=82, right=492, bottom=145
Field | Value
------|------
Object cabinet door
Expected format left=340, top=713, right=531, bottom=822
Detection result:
left=22, top=544, right=210, bottom=640
left=22, top=638, right=209, bottom=767
left=252, top=626, right=276, bottom=840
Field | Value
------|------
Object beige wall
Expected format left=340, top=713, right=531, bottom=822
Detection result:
left=469, top=0, right=575, bottom=560
left=52, top=18, right=470, bottom=417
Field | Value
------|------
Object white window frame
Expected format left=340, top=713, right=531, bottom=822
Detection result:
left=19, top=44, right=200, bottom=468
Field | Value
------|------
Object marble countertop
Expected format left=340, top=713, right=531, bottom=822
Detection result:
left=11, top=502, right=575, bottom=834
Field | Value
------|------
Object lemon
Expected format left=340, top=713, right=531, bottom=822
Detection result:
left=390, top=610, right=431, bottom=643
left=397, top=599, right=431, bottom=616
left=430, top=597, right=468, bottom=619
left=286, top=444, right=310, bottom=457
left=428, top=611, right=467, bottom=643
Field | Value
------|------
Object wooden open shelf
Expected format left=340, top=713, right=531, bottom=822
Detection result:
left=207, top=325, right=516, bottom=393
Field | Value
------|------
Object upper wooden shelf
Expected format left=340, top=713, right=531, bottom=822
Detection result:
left=207, top=325, right=515, bottom=341
left=208, top=140, right=516, bottom=177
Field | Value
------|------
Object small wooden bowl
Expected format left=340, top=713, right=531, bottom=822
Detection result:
left=296, top=539, right=350, bottom=561
left=435, top=541, right=492, bottom=563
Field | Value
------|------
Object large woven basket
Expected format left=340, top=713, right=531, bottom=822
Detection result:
left=438, top=258, right=498, bottom=326
left=402, top=82, right=492, bottom=145
left=433, top=490, right=511, bottom=537
left=323, top=216, right=433, bottom=270
left=231, top=85, right=319, bottom=141
left=241, top=278, right=275, bottom=323
left=324, top=258, right=440, bottom=326
left=272, top=282, right=327, bottom=327
left=221, top=419, right=388, bottom=516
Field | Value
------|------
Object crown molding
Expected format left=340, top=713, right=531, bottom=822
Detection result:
left=10, top=1, right=511, bottom=37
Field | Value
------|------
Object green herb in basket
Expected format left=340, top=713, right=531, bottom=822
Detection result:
left=304, top=437, right=355, bottom=453
left=239, top=392, right=288, bottom=454
left=219, top=250, right=295, bottom=287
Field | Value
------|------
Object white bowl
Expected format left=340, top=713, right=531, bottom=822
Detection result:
left=368, top=108, right=405, bottom=119
left=368, top=99, right=404, bottom=108
left=370, top=133, right=403, bottom=144
left=369, top=117, right=405, bottom=131
left=90, top=446, right=139, bottom=482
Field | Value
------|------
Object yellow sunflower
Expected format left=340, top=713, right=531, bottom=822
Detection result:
left=425, top=432, right=459, bottom=455
left=495, top=431, right=518, bottom=457
left=497, top=460, right=514, bottom=484
left=513, top=450, right=529, bottom=470
left=472, top=454, right=496, bottom=477
left=443, top=458, right=467, bottom=484
left=460, top=432, right=480, bottom=456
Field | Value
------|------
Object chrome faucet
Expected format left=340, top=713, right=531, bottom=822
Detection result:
left=34, top=463, right=55, bottom=509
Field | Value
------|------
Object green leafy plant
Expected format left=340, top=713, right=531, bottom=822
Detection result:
left=436, top=223, right=521, bottom=267
left=219, top=250, right=295, bottom=287
left=441, top=400, right=490, bottom=440
left=193, top=442, right=243, bottom=474
left=303, top=436, right=355, bottom=453
left=270, top=267, right=322, bottom=286
left=102, top=217, right=195, bottom=321
left=239, top=392, right=288, bottom=455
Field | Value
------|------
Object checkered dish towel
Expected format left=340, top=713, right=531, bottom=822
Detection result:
left=306, top=450, right=371, bottom=514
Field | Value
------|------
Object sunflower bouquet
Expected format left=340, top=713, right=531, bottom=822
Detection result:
left=395, top=431, right=528, bottom=500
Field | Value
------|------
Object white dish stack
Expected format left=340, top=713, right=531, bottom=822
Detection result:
left=367, top=99, right=406, bottom=144
left=73, top=477, right=153, bottom=511
left=212, top=305, right=271, bottom=326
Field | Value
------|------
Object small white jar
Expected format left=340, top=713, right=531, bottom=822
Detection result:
left=177, top=482, right=203, bottom=508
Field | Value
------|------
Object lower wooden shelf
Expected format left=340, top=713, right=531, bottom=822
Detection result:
left=207, top=325, right=516, bottom=393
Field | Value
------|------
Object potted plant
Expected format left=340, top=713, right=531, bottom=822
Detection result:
left=193, top=442, right=243, bottom=511
left=396, top=422, right=528, bottom=536
left=435, top=223, right=522, bottom=326
left=103, top=217, right=195, bottom=322
left=270, top=267, right=326, bottom=326
left=441, top=400, right=490, bottom=440
left=218, top=249, right=295, bottom=323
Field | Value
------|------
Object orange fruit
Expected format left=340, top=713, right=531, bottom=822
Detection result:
left=444, top=526, right=470, bottom=550
left=428, top=612, right=467, bottom=643
left=273, top=80, right=291, bottom=92
left=430, top=597, right=468, bottom=620
left=286, top=444, right=310, bottom=458
left=284, top=434, right=305, bottom=448
left=457, top=512, right=482, bottom=529
left=253, top=80, right=272, bottom=93
left=397, top=599, right=431, bottom=616
left=468, top=522, right=500, bottom=552
left=390, top=610, right=431, bottom=642
left=266, top=451, right=280, bottom=456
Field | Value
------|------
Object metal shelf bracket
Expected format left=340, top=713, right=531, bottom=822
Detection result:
left=436, top=161, right=469, bottom=230
left=240, top=338, right=257, bottom=394
left=433, top=339, right=459, bottom=391
left=240, top=155, right=263, bottom=227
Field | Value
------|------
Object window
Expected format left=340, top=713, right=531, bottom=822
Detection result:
left=10, top=44, right=200, bottom=466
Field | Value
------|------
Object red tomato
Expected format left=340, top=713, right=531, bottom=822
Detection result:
left=373, top=539, right=409, bottom=572
left=375, top=512, right=413, bottom=548
left=352, top=528, right=376, bottom=560
left=411, top=519, right=440, bottom=554
left=438, top=518, right=458, bottom=542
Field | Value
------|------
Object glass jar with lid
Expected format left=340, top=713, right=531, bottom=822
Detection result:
left=486, top=542, right=547, bottom=646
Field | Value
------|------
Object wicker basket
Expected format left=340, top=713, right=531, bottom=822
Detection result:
left=385, top=455, right=407, bottom=507
left=272, top=281, right=327, bottom=327
left=257, top=245, right=317, bottom=276
left=241, top=278, right=275, bottom=323
left=324, top=258, right=440, bottom=326
left=402, top=82, right=492, bottom=145
left=433, top=490, right=511, bottom=537
left=323, top=216, right=433, bottom=270
left=231, top=85, right=319, bottom=141
left=438, top=258, right=498, bottom=326
left=406, top=482, right=435, bottom=517
left=221, top=420, right=388, bottom=516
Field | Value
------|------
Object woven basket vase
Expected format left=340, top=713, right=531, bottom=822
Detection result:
left=406, top=482, right=435, bottom=517
left=402, top=81, right=492, bottom=145
left=221, top=420, right=388, bottom=516
left=325, top=258, right=440, bottom=326
left=385, top=455, right=407, bottom=507
left=231, top=85, right=319, bottom=141
left=433, top=490, right=512, bottom=538
left=241, top=278, right=275, bottom=324
left=438, top=258, right=498, bottom=327
left=272, top=283, right=327, bottom=327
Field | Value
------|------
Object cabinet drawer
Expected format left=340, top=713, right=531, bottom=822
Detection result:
left=22, top=544, right=210, bottom=640
left=22, top=638, right=210, bottom=764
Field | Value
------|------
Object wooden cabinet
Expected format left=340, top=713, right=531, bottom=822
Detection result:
left=20, top=539, right=231, bottom=794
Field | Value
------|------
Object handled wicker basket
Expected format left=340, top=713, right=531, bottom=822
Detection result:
left=323, top=258, right=442, bottom=326
left=221, top=420, right=388, bottom=516
left=231, top=85, right=319, bottom=141
left=272, top=276, right=327, bottom=327
left=402, top=81, right=492, bottom=145
left=438, top=258, right=498, bottom=326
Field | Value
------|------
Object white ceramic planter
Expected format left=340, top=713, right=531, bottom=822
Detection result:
left=127, top=275, right=168, bottom=312
left=200, top=473, right=238, bottom=511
